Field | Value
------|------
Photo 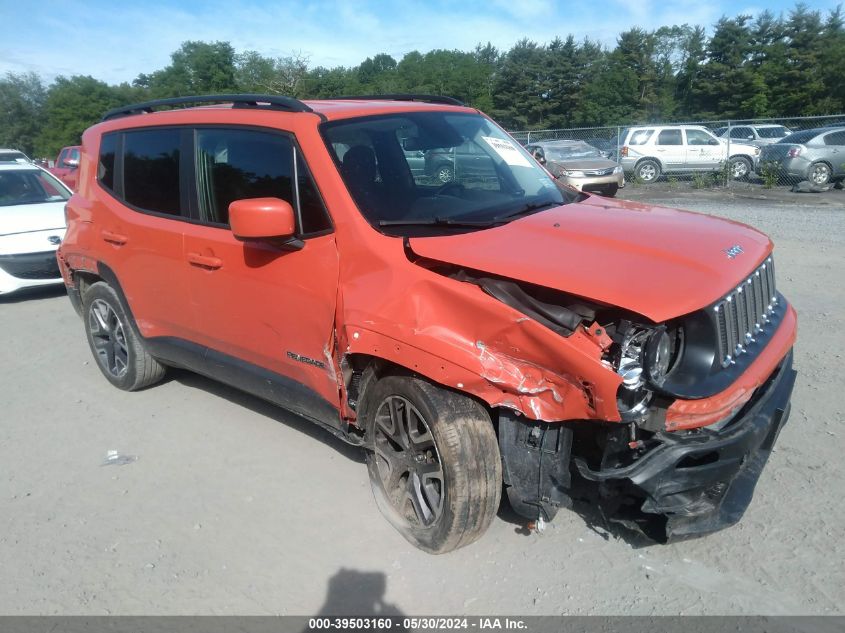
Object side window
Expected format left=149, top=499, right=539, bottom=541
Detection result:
left=69, top=148, right=80, bottom=163
left=57, top=149, right=68, bottom=167
left=296, top=152, right=332, bottom=234
left=823, top=131, right=845, bottom=146
left=686, top=129, right=716, bottom=146
left=730, top=127, right=751, bottom=140
left=195, top=128, right=293, bottom=226
left=656, top=129, right=682, bottom=145
left=628, top=129, right=654, bottom=145
left=123, top=129, right=182, bottom=215
left=98, top=134, right=118, bottom=191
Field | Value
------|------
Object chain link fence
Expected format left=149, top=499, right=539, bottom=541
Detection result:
left=509, top=114, right=845, bottom=190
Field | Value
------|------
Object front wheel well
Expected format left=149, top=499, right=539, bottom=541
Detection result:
left=73, top=270, right=103, bottom=298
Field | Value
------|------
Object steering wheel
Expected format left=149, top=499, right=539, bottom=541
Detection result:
left=435, top=181, right=465, bottom=197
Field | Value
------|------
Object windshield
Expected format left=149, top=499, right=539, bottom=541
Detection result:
left=542, top=143, right=604, bottom=161
left=322, top=112, right=566, bottom=234
left=0, top=170, right=70, bottom=207
left=756, top=126, right=789, bottom=139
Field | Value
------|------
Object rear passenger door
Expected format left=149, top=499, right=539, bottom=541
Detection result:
left=93, top=128, right=194, bottom=341
left=182, top=127, right=341, bottom=410
left=653, top=129, right=685, bottom=169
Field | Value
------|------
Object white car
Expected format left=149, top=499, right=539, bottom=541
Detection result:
left=0, top=163, right=72, bottom=295
left=618, top=125, right=761, bottom=183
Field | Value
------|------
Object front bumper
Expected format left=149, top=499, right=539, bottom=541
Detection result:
left=560, top=171, right=625, bottom=192
left=0, top=250, right=63, bottom=294
left=576, top=350, right=796, bottom=539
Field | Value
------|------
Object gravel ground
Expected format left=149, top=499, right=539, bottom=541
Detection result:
left=1, top=189, right=844, bottom=616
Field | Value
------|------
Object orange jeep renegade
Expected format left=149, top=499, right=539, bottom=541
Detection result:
left=58, top=94, right=797, bottom=553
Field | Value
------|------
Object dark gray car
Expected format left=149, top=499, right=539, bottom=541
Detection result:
left=758, top=127, right=845, bottom=186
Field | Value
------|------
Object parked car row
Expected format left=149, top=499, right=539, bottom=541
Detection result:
left=525, top=124, right=845, bottom=188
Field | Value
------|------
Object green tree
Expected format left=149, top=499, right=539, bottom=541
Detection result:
left=0, top=72, right=46, bottom=156
left=36, top=76, right=124, bottom=156
left=137, top=41, right=238, bottom=97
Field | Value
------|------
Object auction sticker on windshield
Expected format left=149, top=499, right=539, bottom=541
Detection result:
left=482, top=136, right=532, bottom=167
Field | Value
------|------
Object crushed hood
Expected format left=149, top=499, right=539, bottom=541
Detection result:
left=0, top=201, right=66, bottom=236
left=408, top=197, right=772, bottom=322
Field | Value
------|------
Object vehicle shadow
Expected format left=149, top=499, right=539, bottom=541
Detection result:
left=495, top=480, right=660, bottom=549
left=168, top=368, right=366, bottom=464
left=310, top=568, right=407, bottom=622
left=0, top=285, right=67, bottom=304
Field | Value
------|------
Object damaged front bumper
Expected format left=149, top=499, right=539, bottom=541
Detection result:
left=576, top=350, right=796, bottom=540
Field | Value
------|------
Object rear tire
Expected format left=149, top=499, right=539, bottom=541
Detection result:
left=809, top=162, right=832, bottom=186
left=635, top=159, right=661, bottom=183
left=83, top=282, right=166, bottom=391
left=363, top=375, right=501, bottom=554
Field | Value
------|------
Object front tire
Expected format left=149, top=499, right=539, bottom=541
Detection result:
left=599, top=184, right=619, bottom=197
left=83, top=282, right=166, bottom=391
left=635, top=159, right=661, bottom=183
left=363, top=375, right=501, bottom=554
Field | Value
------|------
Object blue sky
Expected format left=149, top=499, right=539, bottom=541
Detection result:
left=1, top=0, right=841, bottom=84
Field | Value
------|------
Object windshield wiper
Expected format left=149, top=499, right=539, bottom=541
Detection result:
left=378, top=216, right=500, bottom=228
left=492, top=200, right=559, bottom=222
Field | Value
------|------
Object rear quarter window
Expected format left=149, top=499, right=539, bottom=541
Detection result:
left=98, top=134, right=118, bottom=191
left=628, top=129, right=654, bottom=145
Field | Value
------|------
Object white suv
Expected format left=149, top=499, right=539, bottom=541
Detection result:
left=619, top=125, right=760, bottom=183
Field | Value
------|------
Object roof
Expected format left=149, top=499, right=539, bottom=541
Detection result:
left=528, top=139, right=591, bottom=147
left=0, top=163, right=42, bottom=172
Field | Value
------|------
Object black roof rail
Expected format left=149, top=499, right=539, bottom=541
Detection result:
left=101, top=94, right=314, bottom=122
left=328, top=94, right=465, bottom=107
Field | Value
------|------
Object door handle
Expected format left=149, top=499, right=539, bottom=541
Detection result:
left=101, top=230, right=127, bottom=246
left=187, top=252, right=223, bottom=270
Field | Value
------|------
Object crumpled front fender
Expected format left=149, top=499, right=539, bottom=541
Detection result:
left=341, top=273, right=623, bottom=422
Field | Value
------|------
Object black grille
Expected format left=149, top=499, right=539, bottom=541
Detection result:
left=714, top=256, right=777, bottom=367
left=0, top=251, right=61, bottom=280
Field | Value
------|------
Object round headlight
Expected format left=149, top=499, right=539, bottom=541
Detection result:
left=644, top=328, right=672, bottom=386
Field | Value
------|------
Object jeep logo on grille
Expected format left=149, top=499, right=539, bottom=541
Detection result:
left=47, top=235, right=62, bottom=245
left=723, top=244, right=744, bottom=259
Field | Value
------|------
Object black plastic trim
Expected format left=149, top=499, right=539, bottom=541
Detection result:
left=144, top=336, right=345, bottom=438
left=576, top=350, right=796, bottom=539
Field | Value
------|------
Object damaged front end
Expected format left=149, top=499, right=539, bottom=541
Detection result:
left=455, top=262, right=797, bottom=541
left=575, top=351, right=795, bottom=540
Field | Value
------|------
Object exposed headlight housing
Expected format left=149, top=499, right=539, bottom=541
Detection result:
left=561, top=169, right=584, bottom=177
left=613, top=166, right=623, bottom=174
left=611, top=324, right=678, bottom=420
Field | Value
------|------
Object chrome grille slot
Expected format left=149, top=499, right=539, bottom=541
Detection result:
left=714, top=256, right=778, bottom=368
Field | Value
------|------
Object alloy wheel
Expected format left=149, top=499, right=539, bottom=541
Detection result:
left=372, top=395, right=445, bottom=527
left=88, top=299, right=129, bottom=378
left=811, top=163, right=831, bottom=185
left=731, top=159, right=749, bottom=179
left=638, top=163, right=657, bottom=182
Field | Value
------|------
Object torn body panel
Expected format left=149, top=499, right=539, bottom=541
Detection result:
left=340, top=264, right=622, bottom=422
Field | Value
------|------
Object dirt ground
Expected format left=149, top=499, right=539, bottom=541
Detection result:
left=1, top=187, right=844, bottom=616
